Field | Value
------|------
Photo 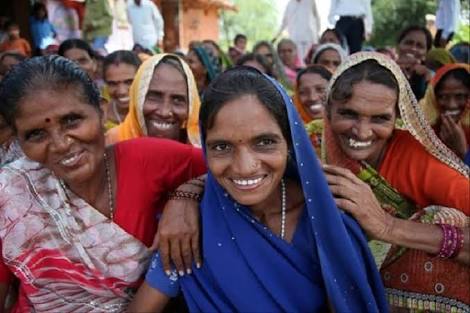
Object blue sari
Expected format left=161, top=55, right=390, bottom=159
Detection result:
left=146, top=74, right=388, bottom=312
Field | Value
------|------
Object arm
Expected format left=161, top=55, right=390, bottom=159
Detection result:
left=327, top=0, right=338, bottom=27
left=312, top=0, right=320, bottom=34
left=273, top=2, right=290, bottom=41
left=127, top=282, right=170, bottom=313
left=323, top=164, right=470, bottom=265
left=152, top=4, right=164, bottom=44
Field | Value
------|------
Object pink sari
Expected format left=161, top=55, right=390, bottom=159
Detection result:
left=0, top=158, right=150, bottom=312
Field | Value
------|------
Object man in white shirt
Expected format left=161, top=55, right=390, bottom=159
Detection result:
left=275, top=0, right=321, bottom=62
left=127, top=0, right=164, bottom=51
left=328, top=0, right=373, bottom=53
left=434, top=0, right=460, bottom=47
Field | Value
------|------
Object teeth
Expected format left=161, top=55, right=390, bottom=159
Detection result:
left=348, top=138, right=372, bottom=148
left=444, top=110, right=461, bottom=116
left=61, top=153, right=79, bottom=166
left=309, top=104, right=323, bottom=111
left=232, top=177, right=263, bottom=186
left=118, top=96, right=130, bottom=102
left=151, top=121, right=175, bottom=130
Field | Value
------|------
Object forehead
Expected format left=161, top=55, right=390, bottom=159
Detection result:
left=105, top=62, right=137, bottom=80
left=64, top=48, right=91, bottom=60
left=438, top=75, right=469, bottom=92
left=402, top=30, right=426, bottom=44
left=256, top=45, right=270, bottom=54
left=299, top=72, right=327, bottom=87
left=279, top=42, right=295, bottom=50
left=148, top=63, right=187, bottom=92
left=318, top=49, right=340, bottom=60
left=207, top=95, right=283, bottom=140
left=333, top=81, right=397, bottom=114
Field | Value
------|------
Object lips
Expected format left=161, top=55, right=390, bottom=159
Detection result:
left=347, top=137, right=372, bottom=149
left=59, top=150, right=84, bottom=168
left=149, top=120, right=177, bottom=130
left=443, top=109, right=461, bottom=117
left=117, top=96, right=130, bottom=103
left=229, top=175, right=266, bottom=190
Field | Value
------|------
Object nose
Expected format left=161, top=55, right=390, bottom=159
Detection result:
left=153, top=97, right=174, bottom=119
left=308, top=90, right=320, bottom=103
left=50, top=131, right=72, bottom=154
left=232, top=147, right=258, bottom=176
left=116, top=82, right=128, bottom=97
left=352, top=120, right=373, bottom=140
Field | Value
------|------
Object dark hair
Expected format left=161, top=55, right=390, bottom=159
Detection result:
left=32, top=2, right=48, bottom=20
left=103, top=50, right=141, bottom=79
left=397, top=25, right=433, bottom=51
left=327, top=59, right=399, bottom=112
left=234, top=34, right=247, bottom=44
left=435, top=68, right=470, bottom=94
left=0, top=55, right=101, bottom=128
left=5, top=22, right=19, bottom=30
left=200, top=66, right=291, bottom=146
left=236, top=53, right=273, bottom=76
left=320, top=28, right=344, bottom=44
left=58, top=39, right=95, bottom=59
left=312, top=47, right=340, bottom=64
left=277, top=38, right=296, bottom=52
left=296, top=65, right=332, bottom=85
left=0, top=52, right=26, bottom=64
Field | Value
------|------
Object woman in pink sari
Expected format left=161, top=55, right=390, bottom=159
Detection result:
left=0, top=55, right=206, bottom=312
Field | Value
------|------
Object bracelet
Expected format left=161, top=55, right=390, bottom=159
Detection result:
left=185, top=181, right=205, bottom=188
left=436, top=224, right=464, bottom=259
left=168, top=190, right=202, bottom=202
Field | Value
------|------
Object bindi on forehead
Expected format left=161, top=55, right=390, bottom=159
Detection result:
left=45, top=118, right=51, bottom=123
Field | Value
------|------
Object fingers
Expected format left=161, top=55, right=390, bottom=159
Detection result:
left=334, top=197, right=357, bottom=215
left=323, top=164, right=362, bottom=185
left=191, top=231, right=202, bottom=269
left=170, top=239, right=186, bottom=277
left=149, top=232, right=160, bottom=252
left=180, top=235, right=193, bottom=274
left=158, top=237, right=171, bottom=276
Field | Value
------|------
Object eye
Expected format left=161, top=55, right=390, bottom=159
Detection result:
left=24, top=129, right=46, bottom=142
left=371, top=115, right=392, bottom=123
left=256, top=138, right=276, bottom=147
left=210, top=143, right=231, bottom=152
left=172, top=96, right=187, bottom=106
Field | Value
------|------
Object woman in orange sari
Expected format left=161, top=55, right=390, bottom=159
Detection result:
left=420, top=64, right=469, bottom=164
left=106, top=53, right=201, bottom=147
left=322, top=52, right=469, bottom=312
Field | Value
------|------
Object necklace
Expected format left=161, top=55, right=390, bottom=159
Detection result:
left=280, top=179, right=287, bottom=239
left=103, top=152, right=114, bottom=220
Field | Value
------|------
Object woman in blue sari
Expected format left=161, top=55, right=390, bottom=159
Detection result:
left=129, top=67, right=388, bottom=312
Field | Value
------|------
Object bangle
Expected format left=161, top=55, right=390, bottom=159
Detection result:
left=168, top=190, right=202, bottom=202
left=185, top=181, right=205, bottom=188
left=436, top=224, right=463, bottom=258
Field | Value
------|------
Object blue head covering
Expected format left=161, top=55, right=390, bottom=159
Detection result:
left=176, top=68, right=388, bottom=312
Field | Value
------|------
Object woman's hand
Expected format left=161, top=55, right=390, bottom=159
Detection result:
left=323, top=165, right=395, bottom=241
left=151, top=176, right=206, bottom=276
left=439, top=115, right=468, bottom=160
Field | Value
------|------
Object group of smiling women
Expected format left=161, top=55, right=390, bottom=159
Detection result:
left=0, top=31, right=468, bottom=313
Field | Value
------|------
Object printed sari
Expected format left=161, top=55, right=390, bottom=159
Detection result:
left=146, top=70, right=389, bottom=312
left=323, top=52, right=470, bottom=312
left=105, top=53, right=201, bottom=147
left=0, top=157, right=150, bottom=312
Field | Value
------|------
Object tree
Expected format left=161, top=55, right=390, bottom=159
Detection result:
left=370, top=0, right=437, bottom=48
left=220, top=0, right=279, bottom=50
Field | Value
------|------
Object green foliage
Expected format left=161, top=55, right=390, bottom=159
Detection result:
left=220, top=0, right=278, bottom=51
left=370, top=0, right=437, bottom=48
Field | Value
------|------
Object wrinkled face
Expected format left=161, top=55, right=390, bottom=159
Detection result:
left=63, top=48, right=97, bottom=78
left=320, top=31, right=341, bottom=45
left=298, top=72, right=328, bottom=120
left=255, top=45, right=274, bottom=66
left=104, top=62, right=137, bottom=111
left=436, top=75, right=469, bottom=122
left=316, top=49, right=341, bottom=73
left=398, top=30, right=427, bottom=62
left=242, top=60, right=266, bottom=74
left=278, top=42, right=297, bottom=67
left=143, top=63, right=188, bottom=141
left=186, top=50, right=206, bottom=82
left=205, top=95, right=288, bottom=210
left=329, top=81, right=397, bottom=167
left=15, top=87, right=105, bottom=186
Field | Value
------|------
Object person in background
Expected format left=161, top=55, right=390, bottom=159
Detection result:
left=103, top=50, right=141, bottom=129
left=275, top=0, right=320, bottom=62
left=29, top=2, right=57, bottom=55
left=202, top=39, right=232, bottom=70
left=396, top=25, right=433, bottom=101
left=253, top=40, right=292, bottom=91
left=449, top=42, right=470, bottom=64
left=425, top=48, right=456, bottom=72
left=0, top=22, right=31, bottom=57
left=233, top=33, right=247, bottom=54
left=127, top=0, right=164, bottom=52
left=328, top=0, right=373, bottom=53
left=304, top=28, right=349, bottom=65
left=375, top=47, right=396, bottom=60
left=434, top=0, right=461, bottom=48
left=277, top=38, right=303, bottom=87
left=58, top=39, right=98, bottom=82
left=421, top=64, right=470, bottom=164
left=311, top=43, right=347, bottom=74
left=82, top=0, right=113, bottom=53
left=187, top=45, right=221, bottom=96
left=227, top=46, right=243, bottom=64
left=0, top=52, right=26, bottom=81
left=0, top=17, right=10, bottom=45
left=236, top=53, right=272, bottom=76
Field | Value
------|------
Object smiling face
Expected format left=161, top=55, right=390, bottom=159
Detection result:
left=104, top=62, right=137, bottom=111
left=143, top=62, right=188, bottom=141
left=436, top=74, right=469, bottom=123
left=328, top=81, right=397, bottom=167
left=14, top=86, right=105, bottom=186
left=63, top=48, right=96, bottom=78
left=398, top=30, right=428, bottom=62
left=316, top=49, right=341, bottom=73
left=298, top=72, right=328, bottom=119
left=205, top=95, right=288, bottom=210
